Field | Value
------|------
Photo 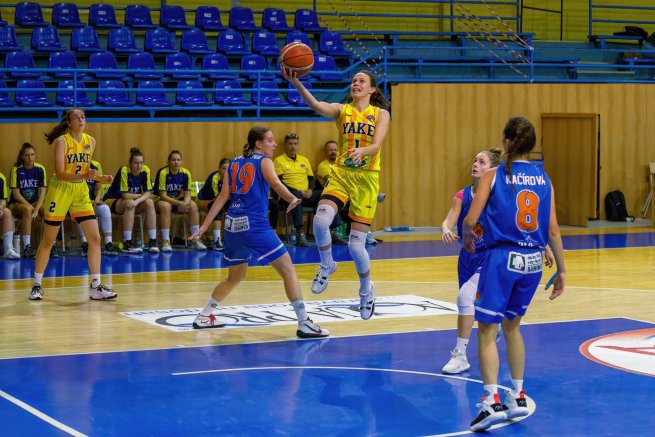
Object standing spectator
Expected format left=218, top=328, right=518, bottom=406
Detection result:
left=463, top=117, right=565, bottom=432
left=104, top=148, right=159, bottom=254
left=77, top=159, right=118, bottom=256
left=273, top=133, right=320, bottom=246
left=10, top=143, right=47, bottom=258
left=283, top=69, right=391, bottom=320
left=29, top=108, right=116, bottom=301
left=0, top=171, right=20, bottom=259
left=315, top=140, right=347, bottom=244
left=197, top=158, right=230, bottom=251
left=154, top=150, right=206, bottom=252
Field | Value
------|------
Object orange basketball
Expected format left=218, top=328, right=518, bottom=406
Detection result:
left=279, top=42, right=314, bottom=77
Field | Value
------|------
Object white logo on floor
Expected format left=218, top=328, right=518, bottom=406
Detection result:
left=120, top=295, right=458, bottom=332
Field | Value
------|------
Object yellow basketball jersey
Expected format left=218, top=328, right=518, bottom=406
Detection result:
left=336, top=103, right=381, bottom=171
left=61, top=132, right=94, bottom=177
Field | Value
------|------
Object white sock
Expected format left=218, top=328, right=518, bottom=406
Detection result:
left=23, top=235, right=31, bottom=246
left=34, top=272, right=44, bottom=285
left=483, top=384, right=499, bottom=402
left=148, top=229, right=157, bottom=240
left=213, top=229, right=221, bottom=242
left=104, top=235, right=112, bottom=244
left=124, top=230, right=133, bottom=242
left=81, top=235, right=88, bottom=243
left=456, top=337, right=469, bottom=353
left=291, top=300, right=308, bottom=321
left=3, top=232, right=12, bottom=252
left=200, top=296, right=220, bottom=316
left=90, top=274, right=101, bottom=289
left=161, top=229, right=170, bottom=241
left=511, top=379, right=523, bottom=393
left=190, top=225, right=200, bottom=236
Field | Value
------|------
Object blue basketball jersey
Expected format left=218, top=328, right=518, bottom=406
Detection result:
left=226, top=153, right=270, bottom=229
left=457, top=185, right=487, bottom=250
left=483, top=161, right=551, bottom=248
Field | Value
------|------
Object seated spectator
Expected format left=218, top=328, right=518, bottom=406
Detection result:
left=197, top=157, right=230, bottom=251
left=9, top=143, right=47, bottom=258
left=77, top=159, right=118, bottom=256
left=316, top=139, right=347, bottom=244
left=154, top=150, right=206, bottom=251
left=0, top=171, right=20, bottom=259
left=273, top=133, right=321, bottom=246
left=104, top=147, right=159, bottom=254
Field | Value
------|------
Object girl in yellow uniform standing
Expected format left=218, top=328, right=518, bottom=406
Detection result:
left=283, top=69, right=390, bottom=320
left=29, top=108, right=117, bottom=301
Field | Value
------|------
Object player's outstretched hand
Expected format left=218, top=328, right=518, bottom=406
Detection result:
left=281, top=67, right=299, bottom=84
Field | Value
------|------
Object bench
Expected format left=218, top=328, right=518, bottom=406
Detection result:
left=589, top=34, right=645, bottom=49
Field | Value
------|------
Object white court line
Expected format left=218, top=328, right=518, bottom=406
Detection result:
left=0, top=390, right=87, bottom=437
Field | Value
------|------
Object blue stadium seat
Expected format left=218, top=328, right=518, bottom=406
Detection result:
left=71, top=26, right=103, bottom=52
left=128, top=52, right=162, bottom=80
left=31, top=26, right=65, bottom=52
left=213, top=80, right=250, bottom=106
left=287, top=81, right=312, bottom=106
left=285, top=30, right=311, bottom=47
left=181, top=28, right=212, bottom=54
left=252, top=30, right=279, bottom=57
left=0, top=27, right=21, bottom=51
left=319, top=31, right=352, bottom=57
left=5, top=51, right=40, bottom=78
left=165, top=52, right=199, bottom=79
left=56, top=80, right=92, bottom=106
left=229, top=7, right=260, bottom=32
left=240, top=54, right=274, bottom=81
left=0, top=80, right=15, bottom=107
left=48, top=51, right=80, bottom=78
left=160, top=5, right=192, bottom=30
left=294, top=9, right=327, bottom=33
left=97, top=80, right=134, bottom=106
left=217, top=29, right=250, bottom=56
left=16, top=79, right=51, bottom=106
left=195, top=6, right=226, bottom=31
left=108, top=27, right=141, bottom=53
left=253, top=81, right=289, bottom=106
left=202, top=53, right=233, bottom=80
left=137, top=81, right=171, bottom=106
left=176, top=80, right=209, bottom=105
left=52, top=3, right=84, bottom=28
left=262, top=8, right=294, bottom=33
left=144, top=27, right=176, bottom=54
left=15, top=2, right=48, bottom=27
left=89, top=4, right=121, bottom=28
left=89, top=51, right=123, bottom=79
left=311, top=54, right=343, bottom=80
left=125, top=5, right=156, bottom=29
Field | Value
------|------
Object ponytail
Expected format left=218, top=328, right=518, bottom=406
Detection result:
left=502, top=117, right=536, bottom=188
left=244, top=126, right=269, bottom=157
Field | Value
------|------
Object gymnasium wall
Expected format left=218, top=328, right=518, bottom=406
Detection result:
left=2, top=82, right=653, bottom=228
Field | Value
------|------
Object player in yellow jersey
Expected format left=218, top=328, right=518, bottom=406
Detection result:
left=29, top=108, right=117, bottom=302
left=283, top=69, right=390, bottom=320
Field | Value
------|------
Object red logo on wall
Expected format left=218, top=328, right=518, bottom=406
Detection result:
left=580, top=328, right=655, bottom=377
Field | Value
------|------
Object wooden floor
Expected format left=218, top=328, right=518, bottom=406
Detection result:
left=1, top=229, right=654, bottom=360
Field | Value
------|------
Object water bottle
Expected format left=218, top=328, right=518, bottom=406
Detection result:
left=384, top=226, right=411, bottom=232
left=13, top=235, right=20, bottom=253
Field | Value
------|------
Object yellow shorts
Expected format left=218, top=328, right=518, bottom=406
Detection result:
left=43, top=178, right=94, bottom=222
left=323, top=165, right=379, bottom=225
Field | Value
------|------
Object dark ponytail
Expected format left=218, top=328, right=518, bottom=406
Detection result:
left=14, top=142, right=36, bottom=168
left=44, top=108, right=83, bottom=144
left=502, top=117, right=536, bottom=182
left=243, top=126, right=270, bottom=157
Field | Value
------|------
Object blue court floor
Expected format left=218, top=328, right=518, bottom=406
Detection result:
left=0, top=318, right=653, bottom=436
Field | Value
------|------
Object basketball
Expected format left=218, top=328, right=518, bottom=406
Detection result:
left=279, top=42, right=314, bottom=77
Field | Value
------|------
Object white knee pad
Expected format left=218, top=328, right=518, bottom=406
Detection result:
left=313, top=205, right=336, bottom=247
left=95, top=203, right=112, bottom=234
left=457, top=272, right=479, bottom=316
left=348, top=230, right=370, bottom=274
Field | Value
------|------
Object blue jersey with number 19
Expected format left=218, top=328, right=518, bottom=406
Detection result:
left=227, top=153, right=270, bottom=228
left=483, top=161, right=551, bottom=249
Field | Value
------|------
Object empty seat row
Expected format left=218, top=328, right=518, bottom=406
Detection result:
left=2, top=50, right=345, bottom=82
left=5, top=3, right=327, bottom=34
left=0, top=25, right=352, bottom=57
left=0, top=78, right=312, bottom=107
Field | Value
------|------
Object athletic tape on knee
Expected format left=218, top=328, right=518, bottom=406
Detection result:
left=97, top=203, right=112, bottom=234
left=457, top=273, right=479, bottom=316
left=348, top=230, right=370, bottom=274
left=313, top=205, right=336, bottom=247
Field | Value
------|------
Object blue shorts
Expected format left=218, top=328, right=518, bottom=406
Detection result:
left=457, top=247, right=486, bottom=288
left=475, top=246, right=543, bottom=324
left=223, top=227, right=287, bottom=267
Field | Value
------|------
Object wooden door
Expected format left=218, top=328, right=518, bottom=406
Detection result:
left=541, top=113, right=599, bottom=226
